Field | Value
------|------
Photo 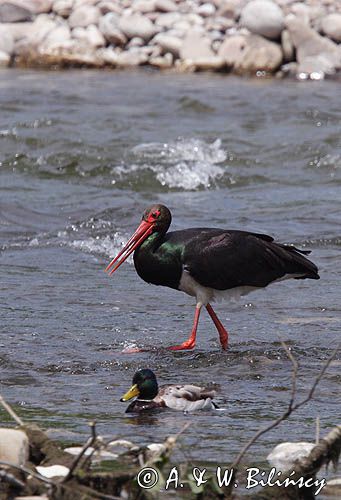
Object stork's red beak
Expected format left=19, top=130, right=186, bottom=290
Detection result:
left=105, top=220, right=154, bottom=275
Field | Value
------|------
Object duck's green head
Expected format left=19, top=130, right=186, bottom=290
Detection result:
left=120, top=369, right=158, bottom=402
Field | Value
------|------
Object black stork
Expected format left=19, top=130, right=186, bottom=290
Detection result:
left=105, top=204, right=319, bottom=351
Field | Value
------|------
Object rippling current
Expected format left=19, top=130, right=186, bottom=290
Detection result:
left=0, top=70, right=340, bottom=479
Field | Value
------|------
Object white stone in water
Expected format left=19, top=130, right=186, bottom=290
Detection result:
left=36, top=465, right=69, bottom=478
left=240, top=0, right=285, bottom=39
left=321, top=14, right=341, bottom=43
left=267, top=442, right=315, bottom=471
left=118, top=14, right=157, bottom=41
left=68, top=5, right=101, bottom=29
left=0, top=25, right=14, bottom=54
left=0, top=428, right=29, bottom=466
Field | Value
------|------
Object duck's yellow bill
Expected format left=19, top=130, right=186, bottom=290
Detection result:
left=120, top=384, right=139, bottom=401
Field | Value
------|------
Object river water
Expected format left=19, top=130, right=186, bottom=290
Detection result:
left=0, top=69, right=340, bottom=476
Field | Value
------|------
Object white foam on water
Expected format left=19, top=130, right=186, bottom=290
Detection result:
left=117, top=137, right=227, bottom=190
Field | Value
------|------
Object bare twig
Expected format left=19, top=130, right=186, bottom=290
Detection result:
left=230, top=342, right=340, bottom=472
left=62, top=420, right=97, bottom=482
left=0, top=394, right=24, bottom=426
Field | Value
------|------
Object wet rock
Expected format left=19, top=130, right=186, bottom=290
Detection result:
left=0, top=23, right=14, bottom=53
left=72, top=24, right=105, bottom=48
left=286, top=15, right=341, bottom=74
left=240, top=0, right=285, bottom=39
left=180, top=31, right=215, bottom=61
left=155, top=0, right=177, bottom=13
left=99, top=12, right=127, bottom=45
left=53, top=0, right=73, bottom=18
left=218, top=33, right=283, bottom=73
left=68, top=5, right=101, bottom=29
left=0, top=49, right=10, bottom=65
left=97, top=46, right=118, bottom=65
left=0, top=428, right=29, bottom=466
left=321, top=13, right=341, bottom=43
left=118, top=14, right=157, bottom=41
left=152, top=32, right=182, bottom=56
left=0, top=2, right=32, bottom=23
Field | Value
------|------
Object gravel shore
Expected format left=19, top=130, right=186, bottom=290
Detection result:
left=0, top=0, right=341, bottom=79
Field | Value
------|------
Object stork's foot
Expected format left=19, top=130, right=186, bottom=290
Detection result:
left=167, top=340, right=196, bottom=351
left=206, top=303, right=229, bottom=350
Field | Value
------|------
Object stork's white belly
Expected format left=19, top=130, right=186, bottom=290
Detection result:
left=178, top=271, right=258, bottom=306
left=178, top=270, right=300, bottom=305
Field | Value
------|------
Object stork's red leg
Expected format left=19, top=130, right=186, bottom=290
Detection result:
left=168, top=305, right=201, bottom=351
left=206, top=304, right=229, bottom=350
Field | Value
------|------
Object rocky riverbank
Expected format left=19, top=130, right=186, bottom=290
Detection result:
left=0, top=1, right=341, bottom=79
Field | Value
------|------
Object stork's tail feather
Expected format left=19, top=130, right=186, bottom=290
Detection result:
left=274, top=243, right=320, bottom=280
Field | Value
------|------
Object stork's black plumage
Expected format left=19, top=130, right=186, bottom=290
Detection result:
left=106, top=204, right=319, bottom=351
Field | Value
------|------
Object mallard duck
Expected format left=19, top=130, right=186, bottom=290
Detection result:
left=120, top=368, right=218, bottom=413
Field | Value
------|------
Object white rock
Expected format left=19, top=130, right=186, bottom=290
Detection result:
left=0, top=49, right=10, bottom=66
left=0, top=24, right=14, bottom=54
left=99, top=13, right=127, bottom=45
left=115, top=49, right=148, bottom=66
left=286, top=15, right=341, bottom=71
left=155, top=12, right=181, bottom=28
left=72, top=24, right=105, bottom=47
left=240, top=0, right=285, bottom=39
left=153, top=32, right=182, bottom=56
left=132, top=0, right=156, bottom=14
left=149, top=52, right=173, bottom=68
left=68, top=5, right=101, bottom=29
left=321, top=14, right=341, bottom=43
left=197, top=3, right=216, bottom=17
left=218, top=34, right=283, bottom=73
left=53, top=0, right=73, bottom=18
left=2, top=21, right=33, bottom=41
left=281, top=29, right=294, bottom=62
left=0, top=429, right=29, bottom=466
left=36, top=465, right=69, bottom=478
left=97, top=46, right=118, bottom=65
left=267, top=442, right=315, bottom=471
left=43, top=24, right=71, bottom=48
left=118, top=14, right=157, bottom=41
left=180, top=31, right=215, bottom=61
left=290, top=3, right=310, bottom=25
left=5, top=0, right=52, bottom=14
